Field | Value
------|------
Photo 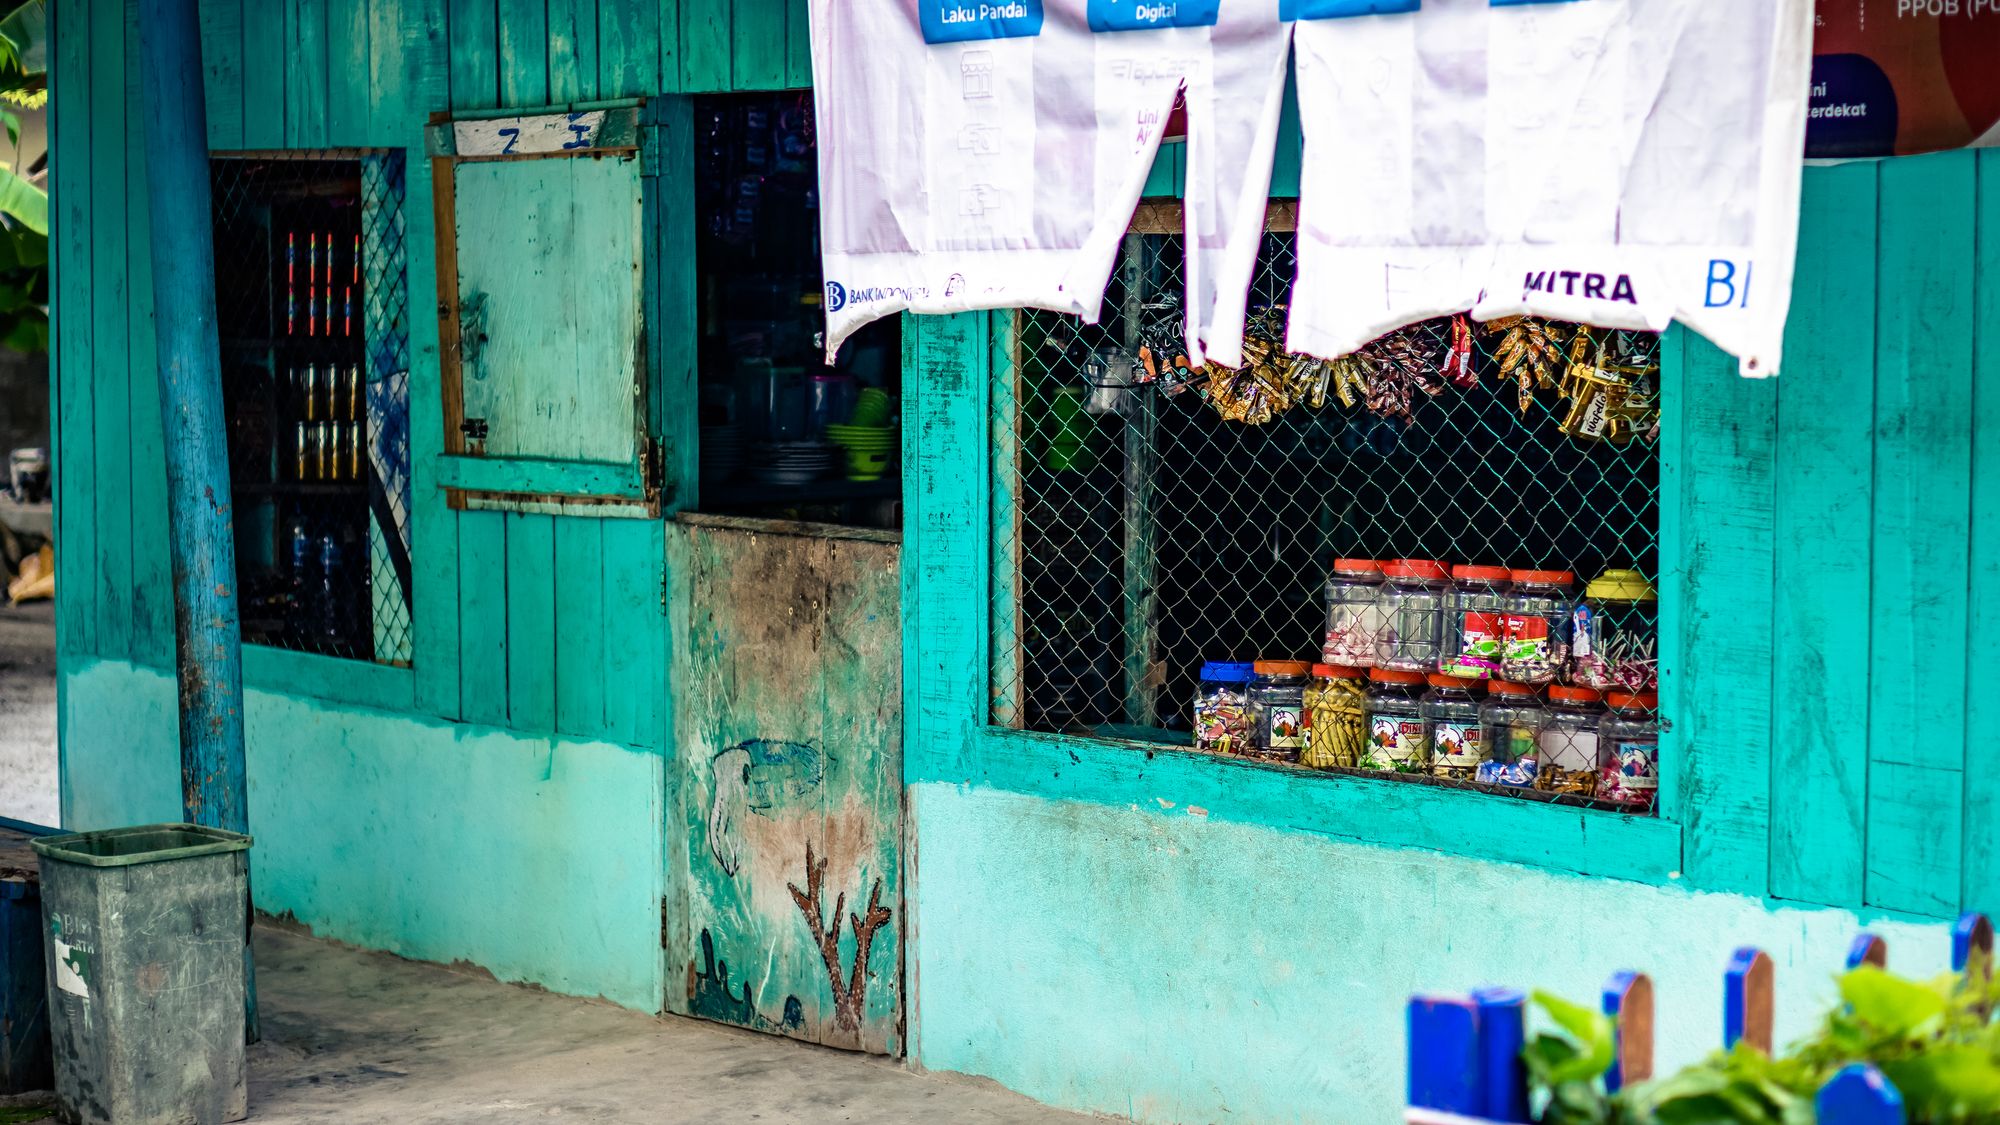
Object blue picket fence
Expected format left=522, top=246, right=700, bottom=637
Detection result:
left=1406, top=912, right=1995, bottom=1124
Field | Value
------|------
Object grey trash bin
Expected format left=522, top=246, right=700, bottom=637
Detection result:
left=31, top=824, right=252, bottom=1125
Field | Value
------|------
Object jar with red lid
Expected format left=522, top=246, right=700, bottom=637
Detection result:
left=1303, top=664, right=1367, bottom=769
left=1375, top=559, right=1450, bottom=673
left=1598, top=691, right=1659, bottom=811
left=1248, top=659, right=1311, bottom=762
left=1422, top=673, right=1483, bottom=781
left=1365, top=668, right=1430, bottom=772
left=1321, top=559, right=1385, bottom=668
left=1441, top=564, right=1511, bottom=679
left=1503, top=569, right=1576, bottom=685
left=1536, top=684, right=1603, bottom=797
left=1476, top=680, right=1544, bottom=788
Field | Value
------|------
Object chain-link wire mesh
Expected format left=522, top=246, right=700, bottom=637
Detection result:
left=993, top=229, right=1660, bottom=811
left=210, top=152, right=414, bottom=666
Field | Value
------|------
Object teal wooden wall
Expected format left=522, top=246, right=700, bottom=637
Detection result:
left=50, top=0, right=815, bottom=750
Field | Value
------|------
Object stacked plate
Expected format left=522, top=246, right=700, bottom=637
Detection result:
left=748, top=440, right=835, bottom=486
left=699, top=423, right=744, bottom=483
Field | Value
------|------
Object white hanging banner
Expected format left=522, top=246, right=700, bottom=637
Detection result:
left=809, top=0, right=1293, bottom=366
left=1286, top=0, right=1814, bottom=378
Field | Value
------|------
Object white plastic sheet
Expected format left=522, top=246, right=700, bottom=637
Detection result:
left=809, top=1, right=1293, bottom=365
left=1286, top=0, right=1815, bottom=377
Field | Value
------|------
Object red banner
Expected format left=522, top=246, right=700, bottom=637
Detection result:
left=1808, top=0, right=2000, bottom=158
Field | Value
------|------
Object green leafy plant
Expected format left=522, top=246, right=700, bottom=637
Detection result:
left=1525, top=960, right=2000, bottom=1124
left=0, top=1, right=46, bottom=355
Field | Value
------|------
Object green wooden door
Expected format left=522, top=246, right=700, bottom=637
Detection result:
left=453, top=153, right=646, bottom=467
left=673, top=517, right=904, bottom=1055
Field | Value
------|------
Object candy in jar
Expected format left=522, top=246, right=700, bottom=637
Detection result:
left=1441, top=564, right=1510, bottom=679
left=1536, top=684, right=1603, bottom=798
left=1303, top=664, right=1368, bottom=769
left=1502, top=569, right=1574, bottom=685
left=1477, top=680, right=1544, bottom=788
left=1598, top=691, right=1659, bottom=811
left=1570, top=568, right=1658, bottom=692
left=1192, top=661, right=1253, bottom=754
left=1365, top=668, right=1430, bottom=773
left=1249, top=660, right=1312, bottom=762
left=1321, top=559, right=1385, bottom=667
left=1422, top=673, right=1483, bottom=781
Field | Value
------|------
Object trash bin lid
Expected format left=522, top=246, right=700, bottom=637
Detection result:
left=30, top=823, right=252, bottom=867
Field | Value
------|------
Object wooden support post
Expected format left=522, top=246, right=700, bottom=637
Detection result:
left=1119, top=234, right=1158, bottom=729
left=1602, top=970, right=1655, bottom=1092
left=137, top=0, right=256, bottom=1039
left=1406, top=996, right=1482, bottom=1117
left=1846, top=932, right=1889, bottom=970
left=1472, top=987, right=1530, bottom=1124
left=1817, top=1064, right=1906, bottom=1125
left=1724, top=947, right=1774, bottom=1054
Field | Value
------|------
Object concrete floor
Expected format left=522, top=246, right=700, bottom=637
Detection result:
left=20, top=927, right=1093, bottom=1124
left=0, top=599, right=56, bottom=827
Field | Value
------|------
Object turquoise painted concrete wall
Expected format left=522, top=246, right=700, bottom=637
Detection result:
left=909, top=782, right=1957, bottom=1124
left=60, top=659, right=667, bottom=1012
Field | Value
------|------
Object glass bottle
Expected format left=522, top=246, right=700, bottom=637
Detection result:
left=1571, top=568, right=1659, bottom=692
left=1192, top=661, right=1253, bottom=755
left=1441, top=564, right=1511, bottom=680
left=1249, top=660, right=1311, bottom=762
left=1365, top=668, right=1430, bottom=773
left=1303, top=664, right=1367, bottom=770
left=1537, top=684, right=1604, bottom=798
left=1375, top=559, right=1450, bottom=673
left=1321, top=559, right=1384, bottom=668
left=1598, top=691, right=1660, bottom=812
left=1503, top=569, right=1575, bottom=686
left=1477, top=680, right=1544, bottom=789
left=1423, top=673, right=1483, bottom=782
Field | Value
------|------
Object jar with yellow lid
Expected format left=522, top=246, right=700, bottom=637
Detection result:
left=1570, top=568, right=1658, bottom=692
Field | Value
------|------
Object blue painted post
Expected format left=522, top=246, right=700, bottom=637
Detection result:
left=138, top=0, right=256, bottom=1038
left=1472, top=987, right=1530, bottom=1123
left=1723, top=947, right=1774, bottom=1054
left=1407, top=996, right=1483, bottom=1117
left=1602, top=970, right=1654, bottom=1093
left=1816, top=1064, right=1906, bottom=1125
left=1846, top=932, right=1888, bottom=970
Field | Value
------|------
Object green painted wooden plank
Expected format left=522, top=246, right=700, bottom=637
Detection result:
left=784, top=0, right=811, bottom=89
left=546, top=0, right=595, bottom=104
left=125, top=10, right=170, bottom=669
left=1143, top=141, right=1181, bottom=199
left=241, top=0, right=285, bottom=146
left=963, top=727, right=1685, bottom=884
left=1868, top=762, right=1965, bottom=918
left=654, top=97, right=697, bottom=510
left=197, top=0, right=245, bottom=149
left=601, top=519, right=663, bottom=747
left=405, top=153, right=465, bottom=721
left=1669, top=328, right=1777, bottom=897
left=1269, top=68, right=1300, bottom=199
left=1769, top=163, right=1876, bottom=910
left=52, top=0, right=95, bottom=658
left=554, top=516, right=607, bottom=738
left=434, top=454, right=645, bottom=498
left=678, top=0, right=730, bottom=93
left=732, top=0, right=787, bottom=92
left=447, top=0, right=499, bottom=111
left=285, top=0, right=330, bottom=146
left=89, top=0, right=129, bottom=660
left=989, top=312, right=1022, bottom=727
left=505, top=512, right=557, bottom=731
left=458, top=510, right=510, bottom=726
left=496, top=0, right=548, bottom=107
left=327, top=0, right=372, bottom=143
left=243, top=646, right=417, bottom=713
left=597, top=0, right=661, bottom=99
left=1867, top=152, right=1975, bottom=917
left=657, top=0, right=683, bottom=94
left=903, top=312, right=992, bottom=783
left=1967, top=147, right=2000, bottom=913
left=371, top=0, right=449, bottom=146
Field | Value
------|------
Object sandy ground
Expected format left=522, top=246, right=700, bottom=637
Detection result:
left=0, top=599, right=56, bottom=827
left=13, top=926, right=1092, bottom=1124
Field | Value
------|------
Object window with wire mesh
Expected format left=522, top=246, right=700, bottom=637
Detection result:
left=210, top=152, right=414, bottom=666
left=992, top=228, right=1662, bottom=812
